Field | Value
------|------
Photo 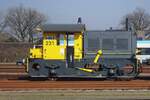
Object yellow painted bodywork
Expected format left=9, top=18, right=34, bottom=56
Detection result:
left=74, top=33, right=83, bottom=59
left=94, top=50, right=102, bottom=63
left=29, top=32, right=83, bottom=60
left=76, top=67, right=94, bottom=73
left=30, top=48, right=42, bottom=58
left=43, top=40, right=66, bottom=59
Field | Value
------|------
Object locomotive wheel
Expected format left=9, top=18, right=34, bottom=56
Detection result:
left=32, top=63, right=41, bottom=71
left=122, top=64, right=135, bottom=75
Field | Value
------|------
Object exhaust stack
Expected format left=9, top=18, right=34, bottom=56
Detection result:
left=126, top=18, right=129, bottom=31
left=77, top=17, right=82, bottom=24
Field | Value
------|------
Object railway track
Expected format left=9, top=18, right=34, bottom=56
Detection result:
left=0, top=63, right=150, bottom=73
left=0, top=80, right=149, bottom=90
left=0, top=63, right=26, bottom=79
left=0, top=63, right=25, bottom=73
left=0, top=64, right=149, bottom=90
left=0, top=63, right=150, bottom=79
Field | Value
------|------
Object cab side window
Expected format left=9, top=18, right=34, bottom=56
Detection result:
left=59, top=34, right=65, bottom=45
left=46, top=36, right=54, bottom=40
left=68, top=35, right=74, bottom=46
left=56, top=34, right=65, bottom=46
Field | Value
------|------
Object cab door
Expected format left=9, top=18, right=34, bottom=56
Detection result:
left=66, top=33, right=74, bottom=67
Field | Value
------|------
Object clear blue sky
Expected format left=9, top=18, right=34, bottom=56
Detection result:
left=0, top=0, right=149, bottom=30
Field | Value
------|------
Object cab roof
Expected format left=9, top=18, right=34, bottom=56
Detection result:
left=41, top=24, right=85, bottom=33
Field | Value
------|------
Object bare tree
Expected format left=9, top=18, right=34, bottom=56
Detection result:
left=0, top=12, right=6, bottom=33
left=120, top=8, right=150, bottom=32
left=5, top=6, right=46, bottom=42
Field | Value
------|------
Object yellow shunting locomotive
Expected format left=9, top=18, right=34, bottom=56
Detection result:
left=24, top=24, right=139, bottom=78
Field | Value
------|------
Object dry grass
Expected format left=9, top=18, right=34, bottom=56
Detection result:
left=0, top=90, right=150, bottom=100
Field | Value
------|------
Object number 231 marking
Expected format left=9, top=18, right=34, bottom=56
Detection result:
left=45, top=41, right=54, bottom=45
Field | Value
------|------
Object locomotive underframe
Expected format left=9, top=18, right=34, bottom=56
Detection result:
left=28, top=56, right=138, bottom=78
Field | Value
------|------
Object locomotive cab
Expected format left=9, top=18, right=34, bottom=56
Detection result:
left=30, top=24, right=84, bottom=60
left=28, top=24, right=86, bottom=77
